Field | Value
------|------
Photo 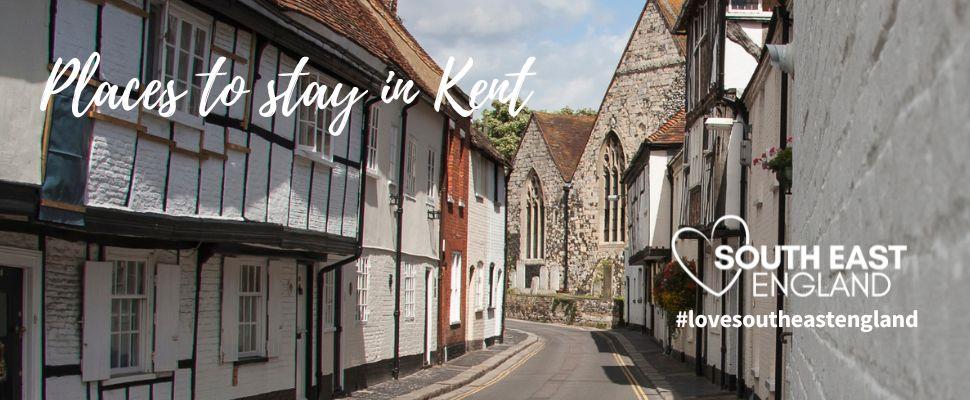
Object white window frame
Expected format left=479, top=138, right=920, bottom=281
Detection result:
left=323, top=268, right=336, bottom=331
left=155, top=2, right=211, bottom=117
left=356, top=257, right=370, bottom=323
left=236, top=263, right=266, bottom=359
left=107, top=255, right=153, bottom=375
left=449, top=252, right=462, bottom=325
left=367, top=106, right=380, bottom=173
left=728, top=0, right=762, bottom=13
left=405, top=136, right=417, bottom=197
left=403, top=263, right=416, bottom=321
left=297, top=71, right=334, bottom=161
left=426, top=148, right=438, bottom=203
left=475, top=263, right=485, bottom=312
left=476, top=154, right=491, bottom=199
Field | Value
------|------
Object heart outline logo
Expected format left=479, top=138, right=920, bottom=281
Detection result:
left=670, top=215, right=750, bottom=297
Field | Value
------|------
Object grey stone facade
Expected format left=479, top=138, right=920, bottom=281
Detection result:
left=507, top=0, right=685, bottom=297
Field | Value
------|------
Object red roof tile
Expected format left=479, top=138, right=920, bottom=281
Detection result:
left=646, top=108, right=686, bottom=144
left=532, top=113, right=596, bottom=181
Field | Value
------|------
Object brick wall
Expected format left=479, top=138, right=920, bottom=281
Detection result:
left=787, top=1, right=970, bottom=398
left=438, top=121, right=470, bottom=354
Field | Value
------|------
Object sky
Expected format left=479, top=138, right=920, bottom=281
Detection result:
left=397, top=0, right=646, bottom=114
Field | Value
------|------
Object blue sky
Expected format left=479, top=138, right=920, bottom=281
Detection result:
left=397, top=0, right=646, bottom=113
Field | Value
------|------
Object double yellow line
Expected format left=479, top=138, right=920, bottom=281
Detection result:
left=450, top=340, right=546, bottom=400
left=594, top=331, right=650, bottom=400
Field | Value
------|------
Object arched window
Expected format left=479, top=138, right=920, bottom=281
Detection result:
left=524, top=173, right=545, bottom=259
left=601, top=135, right=625, bottom=243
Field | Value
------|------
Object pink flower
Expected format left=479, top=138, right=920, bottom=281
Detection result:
left=769, top=147, right=777, bottom=155
left=753, top=158, right=760, bottom=165
left=787, top=136, right=794, bottom=143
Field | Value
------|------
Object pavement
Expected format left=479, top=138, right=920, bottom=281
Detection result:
left=607, top=327, right=737, bottom=400
left=350, top=328, right=535, bottom=400
left=353, top=320, right=736, bottom=400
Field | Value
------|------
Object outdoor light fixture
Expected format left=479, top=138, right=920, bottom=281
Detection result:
left=389, top=193, right=401, bottom=207
left=705, top=117, right=735, bottom=132
left=767, top=44, right=794, bottom=74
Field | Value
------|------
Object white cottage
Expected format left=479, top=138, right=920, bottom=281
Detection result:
left=464, top=129, right=508, bottom=351
left=0, top=0, right=459, bottom=399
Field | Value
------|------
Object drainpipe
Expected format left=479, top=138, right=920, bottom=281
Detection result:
left=393, top=100, right=420, bottom=379
left=695, top=240, right=704, bottom=376
left=737, top=111, right=749, bottom=397
left=562, top=182, right=572, bottom=291
left=501, top=168, right=510, bottom=343
left=320, top=96, right=381, bottom=396
left=775, top=5, right=791, bottom=399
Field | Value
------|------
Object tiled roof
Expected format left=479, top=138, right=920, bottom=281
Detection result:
left=655, top=0, right=688, bottom=56
left=533, top=113, right=596, bottom=181
left=646, top=108, right=686, bottom=144
left=469, top=128, right=510, bottom=167
left=270, top=0, right=451, bottom=98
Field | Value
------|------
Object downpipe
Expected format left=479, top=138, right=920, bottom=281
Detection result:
left=318, top=96, right=381, bottom=396
left=393, top=100, right=419, bottom=379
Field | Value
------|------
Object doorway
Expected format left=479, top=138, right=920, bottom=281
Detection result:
left=0, top=266, right=23, bottom=400
left=424, top=268, right=436, bottom=365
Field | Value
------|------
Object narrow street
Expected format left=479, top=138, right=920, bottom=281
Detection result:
left=450, top=320, right=651, bottom=400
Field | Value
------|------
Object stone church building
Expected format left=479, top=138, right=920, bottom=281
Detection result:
left=507, top=0, right=686, bottom=296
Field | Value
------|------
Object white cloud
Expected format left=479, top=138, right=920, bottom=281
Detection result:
left=398, top=0, right=635, bottom=112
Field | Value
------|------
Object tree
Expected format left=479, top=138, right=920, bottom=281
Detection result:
left=473, top=101, right=597, bottom=160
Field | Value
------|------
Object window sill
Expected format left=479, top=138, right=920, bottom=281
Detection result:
left=233, top=356, right=270, bottom=366
left=105, top=371, right=168, bottom=386
left=404, top=194, right=417, bottom=202
left=143, top=107, right=205, bottom=131
left=449, top=322, right=461, bottom=328
left=295, top=148, right=335, bottom=168
left=365, top=168, right=381, bottom=180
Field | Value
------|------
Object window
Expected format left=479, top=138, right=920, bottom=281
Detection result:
left=405, top=137, right=417, bottom=197
left=297, top=72, right=334, bottom=159
left=237, top=264, right=264, bottom=358
left=356, top=257, right=370, bottom=322
left=403, top=263, right=415, bottom=320
left=427, top=148, right=438, bottom=201
left=601, top=136, right=625, bottom=243
left=449, top=252, right=462, bottom=324
left=323, top=269, right=336, bottom=329
left=473, top=154, right=488, bottom=198
left=475, top=263, right=486, bottom=311
left=729, top=0, right=761, bottom=11
left=110, top=260, right=148, bottom=373
left=524, top=173, right=545, bottom=259
left=367, top=106, right=380, bottom=172
left=154, top=3, right=210, bottom=115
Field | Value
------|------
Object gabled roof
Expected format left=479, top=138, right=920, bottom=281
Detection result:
left=469, top=128, right=510, bottom=168
left=646, top=108, right=686, bottom=144
left=623, top=109, right=686, bottom=183
left=654, top=0, right=688, bottom=55
left=532, top=113, right=596, bottom=182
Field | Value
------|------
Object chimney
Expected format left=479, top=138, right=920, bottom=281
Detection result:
left=382, top=0, right=398, bottom=13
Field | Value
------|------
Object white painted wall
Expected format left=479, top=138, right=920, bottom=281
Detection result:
left=467, top=150, right=506, bottom=344
left=0, top=0, right=48, bottom=185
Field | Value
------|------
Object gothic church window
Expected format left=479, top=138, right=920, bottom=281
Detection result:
left=524, top=173, right=545, bottom=259
left=601, top=135, right=625, bottom=243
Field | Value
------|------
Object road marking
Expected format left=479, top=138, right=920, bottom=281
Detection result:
left=594, top=331, right=649, bottom=400
left=449, top=340, right=546, bottom=400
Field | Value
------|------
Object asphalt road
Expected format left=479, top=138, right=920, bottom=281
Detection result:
left=454, top=320, right=651, bottom=400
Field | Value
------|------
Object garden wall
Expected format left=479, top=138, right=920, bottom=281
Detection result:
left=505, top=292, right=623, bottom=328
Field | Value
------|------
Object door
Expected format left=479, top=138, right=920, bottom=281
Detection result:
left=295, top=264, right=307, bottom=400
left=424, top=269, right=435, bottom=365
left=0, top=267, right=23, bottom=400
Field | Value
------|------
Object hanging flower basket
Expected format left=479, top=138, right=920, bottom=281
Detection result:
left=654, top=259, right=696, bottom=337
left=753, top=137, right=794, bottom=192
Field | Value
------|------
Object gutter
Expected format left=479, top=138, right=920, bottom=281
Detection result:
left=319, top=96, right=381, bottom=395
left=501, top=167, right=509, bottom=342
left=393, top=100, right=420, bottom=378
